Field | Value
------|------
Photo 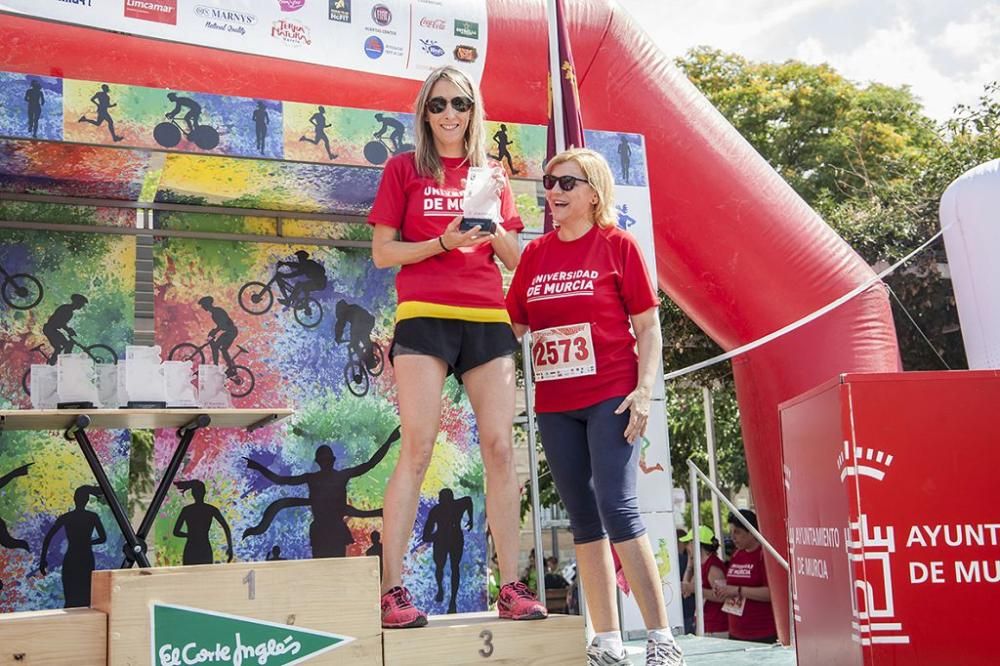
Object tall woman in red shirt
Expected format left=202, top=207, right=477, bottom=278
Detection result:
left=369, top=66, right=545, bottom=628
left=506, top=149, right=685, bottom=666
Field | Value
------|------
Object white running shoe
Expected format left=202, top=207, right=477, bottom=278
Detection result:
left=586, top=641, right=632, bottom=665
left=644, top=637, right=686, bottom=666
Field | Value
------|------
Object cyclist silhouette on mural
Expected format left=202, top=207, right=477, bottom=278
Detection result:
left=422, top=488, right=474, bottom=614
left=166, top=92, right=202, bottom=133
left=373, top=113, right=406, bottom=152
left=197, top=296, right=239, bottom=377
left=617, top=134, right=632, bottom=184
left=42, top=294, right=89, bottom=365
left=24, top=79, right=44, bottom=138
left=0, top=463, right=32, bottom=592
left=78, top=84, right=124, bottom=142
left=252, top=101, right=269, bottom=155
left=39, top=485, right=106, bottom=608
left=172, top=479, right=233, bottom=565
left=242, top=425, right=400, bottom=558
left=491, top=124, right=519, bottom=175
left=299, top=106, right=337, bottom=160
left=334, top=299, right=377, bottom=370
left=277, top=250, right=327, bottom=309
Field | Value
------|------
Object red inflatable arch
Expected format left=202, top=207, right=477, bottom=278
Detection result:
left=0, top=0, right=900, bottom=641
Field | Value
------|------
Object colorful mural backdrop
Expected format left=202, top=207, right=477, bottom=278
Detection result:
left=152, top=235, right=489, bottom=614
left=0, top=226, right=134, bottom=612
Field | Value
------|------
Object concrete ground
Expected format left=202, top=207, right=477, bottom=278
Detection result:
left=623, top=635, right=796, bottom=665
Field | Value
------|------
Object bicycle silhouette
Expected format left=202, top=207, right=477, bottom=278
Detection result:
left=0, top=264, right=43, bottom=310
left=342, top=340, right=385, bottom=397
left=153, top=117, right=220, bottom=151
left=238, top=273, right=323, bottom=329
left=363, top=135, right=415, bottom=166
left=167, top=339, right=255, bottom=398
left=20, top=337, right=117, bottom=396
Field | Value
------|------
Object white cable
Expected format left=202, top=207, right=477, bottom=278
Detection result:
left=663, top=228, right=947, bottom=382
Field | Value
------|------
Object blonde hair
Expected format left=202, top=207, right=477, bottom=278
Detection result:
left=545, top=148, right=617, bottom=228
left=413, top=66, right=487, bottom=183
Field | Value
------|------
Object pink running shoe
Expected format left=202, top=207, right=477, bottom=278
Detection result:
left=380, top=586, right=428, bottom=628
left=497, top=581, right=548, bottom=620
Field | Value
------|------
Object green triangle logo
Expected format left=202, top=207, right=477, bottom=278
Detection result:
left=151, top=603, right=353, bottom=666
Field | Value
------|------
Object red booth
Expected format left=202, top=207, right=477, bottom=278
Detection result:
left=781, top=371, right=1000, bottom=665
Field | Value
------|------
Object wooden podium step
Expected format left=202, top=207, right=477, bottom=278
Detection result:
left=382, top=611, right=585, bottom=665
left=0, top=608, right=107, bottom=665
left=92, top=557, right=382, bottom=665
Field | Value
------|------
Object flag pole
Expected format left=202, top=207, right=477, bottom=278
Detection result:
left=547, top=0, right=567, bottom=155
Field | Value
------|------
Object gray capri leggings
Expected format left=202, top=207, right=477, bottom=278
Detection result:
left=536, top=395, right=646, bottom=544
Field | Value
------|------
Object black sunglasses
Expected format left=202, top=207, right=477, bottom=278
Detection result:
left=542, top=174, right=590, bottom=191
left=426, top=96, right=474, bottom=114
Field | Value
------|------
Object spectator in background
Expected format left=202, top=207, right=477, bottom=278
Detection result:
left=680, top=526, right=728, bottom=638
left=713, top=510, right=777, bottom=643
left=677, top=528, right=695, bottom=634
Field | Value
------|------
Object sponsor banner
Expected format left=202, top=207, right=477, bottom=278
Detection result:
left=0, top=0, right=488, bottom=82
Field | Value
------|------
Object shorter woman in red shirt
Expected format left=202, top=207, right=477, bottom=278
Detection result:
left=506, top=148, right=685, bottom=666
left=714, top=510, right=778, bottom=643
left=680, top=525, right=728, bottom=638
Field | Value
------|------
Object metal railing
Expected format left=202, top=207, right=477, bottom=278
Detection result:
left=687, top=460, right=794, bottom=643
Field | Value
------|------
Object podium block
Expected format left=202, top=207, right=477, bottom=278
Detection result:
left=382, top=612, right=585, bottom=665
left=781, top=371, right=1000, bottom=666
left=0, top=608, right=107, bottom=665
left=92, top=557, right=382, bottom=666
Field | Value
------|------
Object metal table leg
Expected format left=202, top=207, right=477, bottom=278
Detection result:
left=121, top=414, right=211, bottom=568
left=65, top=415, right=151, bottom=568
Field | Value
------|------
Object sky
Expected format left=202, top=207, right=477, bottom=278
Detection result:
left=615, top=0, right=1000, bottom=122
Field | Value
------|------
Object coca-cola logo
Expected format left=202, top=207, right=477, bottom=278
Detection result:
left=420, top=17, right=446, bottom=30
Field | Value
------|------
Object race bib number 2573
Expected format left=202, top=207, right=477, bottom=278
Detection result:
left=530, top=323, right=596, bottom=382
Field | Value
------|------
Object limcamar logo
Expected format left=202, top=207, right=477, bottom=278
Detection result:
left=124, top=0, right=177, bottom=25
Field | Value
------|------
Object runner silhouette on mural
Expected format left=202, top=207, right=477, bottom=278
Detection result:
left=172, top=479, right=234, bottom=565
left=39, top=486, right=106, bottom=608
left=241, top=425, right=401, bottom=558
left=78, top=84, right=124, bottom=142
left=422, top=488, right=474, bottom=614
left=252, top=101, right=269, bottom=155
left=197, top=296, right=239, bottom=377
left=616, top=203, right=637, bottom=230
left=166, top=92, right=202, bottom=133
left=617, top=134, right=632, bottom=184
left=42, top=294, right=89, bottom=365
left=490, top=124, right=519, bottom=175
left=277, top=250, right=327, bottom=310
left=265, top=545, right=286, bottom=561
left=373, top=113, right=405, bottom=152
left=366, top=530, right=383, bottom=574
left=24, top=79, right=44, bottom=138
left=299, top=106, right=337, bottom=160
left=0, top=464, right=32, bottom=592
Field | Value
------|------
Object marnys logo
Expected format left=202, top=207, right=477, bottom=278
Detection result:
left=272, top=19, right=311, bottom=47
left=152, top=603, right=353, bottom=666
left=195, top=5, right=256, bottom=34
left=278, top=0, right=305, bottom=12
left=124, top=0, right=177, bottom=25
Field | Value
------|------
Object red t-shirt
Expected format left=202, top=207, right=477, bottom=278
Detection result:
left=725, top=546, right=777, bottom=640
left=368, top=152, right=524, bottom=322
left=505, top=225, right=658, bottom=412
left=701, top=553, right=728, bottom=633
